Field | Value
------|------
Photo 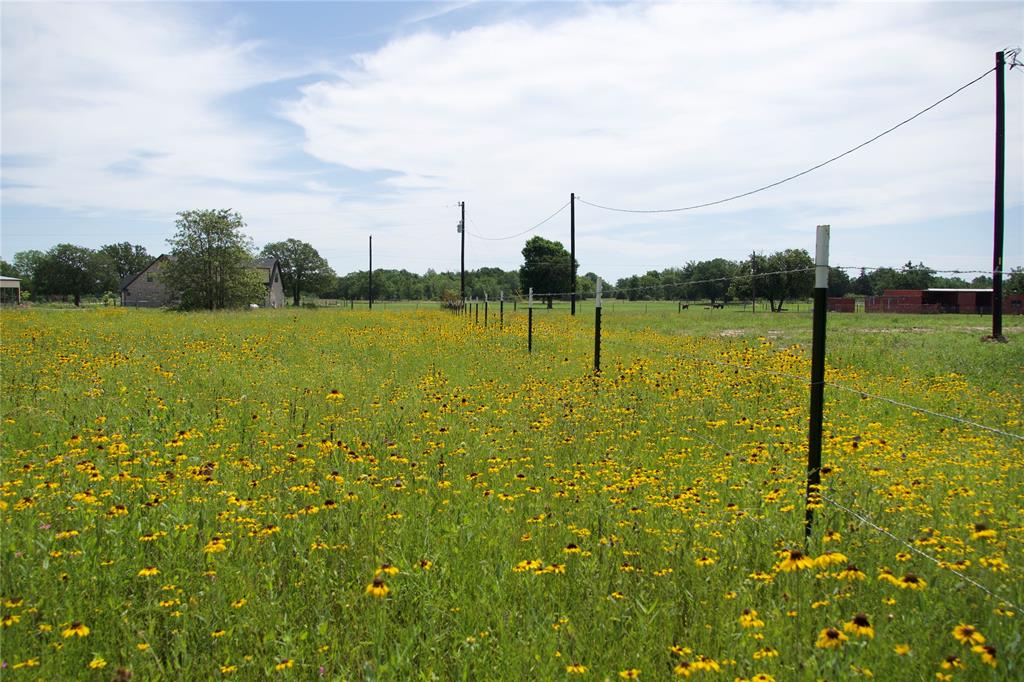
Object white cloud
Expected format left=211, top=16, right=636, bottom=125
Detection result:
left=281, top=1, right=1022, bottom=272
left=1, top=1, right=1020, bottom=276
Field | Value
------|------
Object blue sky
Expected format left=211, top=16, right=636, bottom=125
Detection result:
left=1, top=1, right=1022, bottom=280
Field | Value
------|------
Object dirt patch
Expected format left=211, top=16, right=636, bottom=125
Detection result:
left=718, top=329, right=784, bottom=338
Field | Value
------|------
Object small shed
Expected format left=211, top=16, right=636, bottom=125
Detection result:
left=827, top=297, right=854, bottom=313
left=0, top=276, right=22, bottom=304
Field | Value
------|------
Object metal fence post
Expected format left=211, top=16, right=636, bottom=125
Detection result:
left=805, top=224, right=830, bottom=541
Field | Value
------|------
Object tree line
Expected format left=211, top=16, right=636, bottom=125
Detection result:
left=3, top=212, right=1021, bottom=309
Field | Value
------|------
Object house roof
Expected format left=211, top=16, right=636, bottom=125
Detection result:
left=120, top=254, right=169, bottom=291
left=120, top=254, right=279, bottom=290
left=0, top=276, right=21, bottom=282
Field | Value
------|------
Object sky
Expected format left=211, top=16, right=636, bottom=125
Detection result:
left=2, top=1, right=1022, bottom=281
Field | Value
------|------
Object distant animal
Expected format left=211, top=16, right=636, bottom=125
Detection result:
left=711, top=303, right=724, bottom=309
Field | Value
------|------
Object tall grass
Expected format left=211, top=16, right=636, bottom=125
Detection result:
left=1, top=307, right=1020, bottom=679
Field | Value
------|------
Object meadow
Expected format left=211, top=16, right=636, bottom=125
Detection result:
left=1, top=304, right=1021, bottom=680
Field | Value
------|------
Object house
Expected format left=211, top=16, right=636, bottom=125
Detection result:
left=0, top=276, right=21, bottom=304
left=121, top=255, right=285, bottom=308
left=865, top=288, right=1024, bottom=314
left=251, top=257, right=286, bottom=309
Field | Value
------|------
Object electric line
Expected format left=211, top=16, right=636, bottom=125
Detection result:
left=466, top=202, right=571, bottom=241
left=576, top=68, right=996, bottom=214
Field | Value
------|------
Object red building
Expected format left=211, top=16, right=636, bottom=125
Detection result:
left=865, top=289, right=1024, bottom=314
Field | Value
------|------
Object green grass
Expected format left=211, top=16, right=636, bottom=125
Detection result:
left=1, top=306, right=1021, bottom=680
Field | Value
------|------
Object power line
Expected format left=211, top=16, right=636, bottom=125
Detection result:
left=576, top=68, right=996, bottom=214
left=466, top=201, right=571, bottom=241
left=821, top=493, right=1020, bottom=611
left=823, top=381, right=1024, bottom=442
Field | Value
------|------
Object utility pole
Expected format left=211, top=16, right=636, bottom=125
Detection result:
left=459, top=202, right=466, bottom=304
left=992, top=50, right=1006, bottom=340
left=368, top=235, right=373, bottom=310
left=570, top=192, right=577, bottom=316
left=750, top=251, right=757, bottom=313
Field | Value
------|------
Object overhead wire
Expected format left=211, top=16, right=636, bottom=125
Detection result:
left=575, top=68, right=996, bottom=214
left=465, top=201, right=571, bottom=241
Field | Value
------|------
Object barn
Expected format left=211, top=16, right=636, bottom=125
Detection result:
left=121, top=255, right=285, bottom=308
left=0, top=276, right=21, bottom=304
left=865, top=288, right=1023, bottom=314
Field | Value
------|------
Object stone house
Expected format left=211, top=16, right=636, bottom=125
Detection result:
left=121, top=255, right=285, bottom=308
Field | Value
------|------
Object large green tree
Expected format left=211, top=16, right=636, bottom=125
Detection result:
left=11, top=250, right=46, bottom=293
left=162, top=210, right=264, bottom=310
left=33, top=244, right=110, bottom=306
left=1005, top=267, right=1024, bottom=296
left=519, top=236, right=576, bottom=308
left=683, top=258, right=741, bottom=305
left=99, top=242, right=151, bottom=281
left=259, top=239, right=336, bottom=306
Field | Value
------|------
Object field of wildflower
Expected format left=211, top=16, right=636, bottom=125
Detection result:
left=1, top=305, right=1021, bottom=680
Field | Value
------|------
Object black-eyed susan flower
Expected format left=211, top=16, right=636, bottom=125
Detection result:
left=970, top=523, right=996, bottom=540
left=2, top=614, right=20, bottom=627
left=62, top=621, right=90, bottom=638
left=896, top=573, right=926, bottom=590
left=565, top=663, right=588, bottom=673
left=138, top=566, right=160, bottom=577
left=836, top=564, right=866, bottom=581
left=971, top=644, right=997, bottom=667
left=87, top=657, right=107, bottom=669
left=203, top=537, right=228, bottom=554
left=739, top=609, right=764, bottom=629
left=673, top=661, right=693, bottom=677
left=275, top=659, right=294, bottom=671
left=695, top=556, right=715, bottom=567
left=893, top=644, right=911, bottom=655
left=814, top=551, right=848, bottom=568
left=376, top=563, right=399, bottom=577
left=844, top=613, right=874, bottom=638
left=815, top=627, right=848, bottom=649
left=776, top=549, right=815, bottom=572
left=619, top=669, right=640, bottom=679
left=751, top=675, right=776, bottom=682
left=366, top=578, right=389, bottom=598
left=952, top=624, right=984, bottom=645
left=326, top=390, right=344, bottom=401
left=940, top=655, right=965, bottom=670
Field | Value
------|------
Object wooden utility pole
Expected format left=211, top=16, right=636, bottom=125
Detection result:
left=751, top=251, right=757, bottom=313
left=992, top=51, right=1006, bottom=340
left=459, top=202, right=466, bottom=304
left=570, top=192, right=577, bottom=316
left=368, top=235, right=373, bottom=310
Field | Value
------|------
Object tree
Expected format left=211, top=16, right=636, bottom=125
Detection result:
left=12, top=250, right=45, bottom=293
left=99, top=242, right=151, bottom=281
left=519, top=236, right=576, bottom=308
left=33, top=244, right=109, bottom=306
left=683, top=258, right=741, bottom=305
left=827, top=267, right=852, bottom=298
left=162, top=210, right=264, bottom=310
left=894, top=261, right=935, bottom=291
left=0, top=259, right=17, bottom=277
left=260, top=239, right=336, bottom=306
left=1005, top=267, right=1024, bottom=296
